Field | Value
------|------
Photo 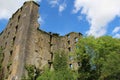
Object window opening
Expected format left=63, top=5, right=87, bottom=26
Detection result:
left=51, top=52, right=53, bottom=60
left=13, top=36, right=16, bottom=45
left=68, top=40, right=70, bottom=45
left=67, top=35, right=70, bottom=39
left=69, top=56, right=73, bottom=60
left=69, top=64, right=73, bottom=68
left=75, top=37, right=78, bottom=42
left=15, top=25, right=18, bottom=33
left=18, top=15, right=21, bottom=22
left=10, top=50, right=13, bottom=56
left=68, top=47, right=71, bottom=52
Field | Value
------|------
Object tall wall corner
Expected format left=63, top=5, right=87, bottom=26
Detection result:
left=0, top=1, right=40, bottom=80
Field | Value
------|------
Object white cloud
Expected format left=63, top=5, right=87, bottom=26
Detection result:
left=113, top=33, right=120, bottom=38
left=73, top=0, right=120, bottom=37
left=48, top=0, right=59, bottom=7
left=112, top=26, right=120, bottom=38
left=38, top=16, right=44, bottom=25
left=112, top=26, right=120, bottom=33
left=48, top=0, right=67, bottom=13
left=59, top=3, right=66, bottom=12
left=78, top=15, right=83, bottom=21
left=0, top=0, right=41, bottom=20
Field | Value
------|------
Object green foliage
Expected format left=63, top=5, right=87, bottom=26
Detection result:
left=53, top=70, right=77, bottom=80
left=36, top=68, right=54, bottom=80
left=76, top=36, right=120, bottom=80
left=25, top=65, right=35, bottom=80
left=100, top=52, right=120, bottom=80
left=37, top=68, right=77, bottom=80
left=53, top=50, right=77, bottom=80
left=53, top=50, right=68, bottom=71
left=76, top=36, right=98, bottom=79
left=37, top=50, right=77, bottom=80
left=25, top=36, right=120, bottom=80
left=23, top=65, right=40, bottom=80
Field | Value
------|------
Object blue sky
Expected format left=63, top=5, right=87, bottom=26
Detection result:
left=39, top=0, right=90, bottom=35
left=0, top=0, right=120, bottom=38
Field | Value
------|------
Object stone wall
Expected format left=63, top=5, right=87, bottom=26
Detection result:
left=0, top=3, right=23, bottom=80
left=0, top=1, right=82, bottom=80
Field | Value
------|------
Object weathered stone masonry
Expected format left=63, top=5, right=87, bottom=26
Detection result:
left=0, top=1, right=82, bottom=80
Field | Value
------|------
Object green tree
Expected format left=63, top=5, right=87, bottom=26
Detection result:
left=36, top=68, right=54, bottom=80
left=100, top=52, right=120, bottom=80
left=76, top=36, right=120, bottom=80
left=53, top=50, right=77, bottom=80
left=76, top=36, right=98, bottom=80
left=25, top=65, right=35, bottom=80
left=37, top=50, right=77, bottom=80
left=53, top=50, right=68, bottom=71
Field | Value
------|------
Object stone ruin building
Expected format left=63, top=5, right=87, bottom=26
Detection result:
left=0, top=1, right=82, bottom=80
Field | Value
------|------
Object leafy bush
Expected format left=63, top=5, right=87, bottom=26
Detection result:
left=25, top=65, right=35, bottom=80
left=76, top=36, right=120, bottom=80
left=53, top=50, right=68, bottom=71
left=37, top=50, right=77, bottom=80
